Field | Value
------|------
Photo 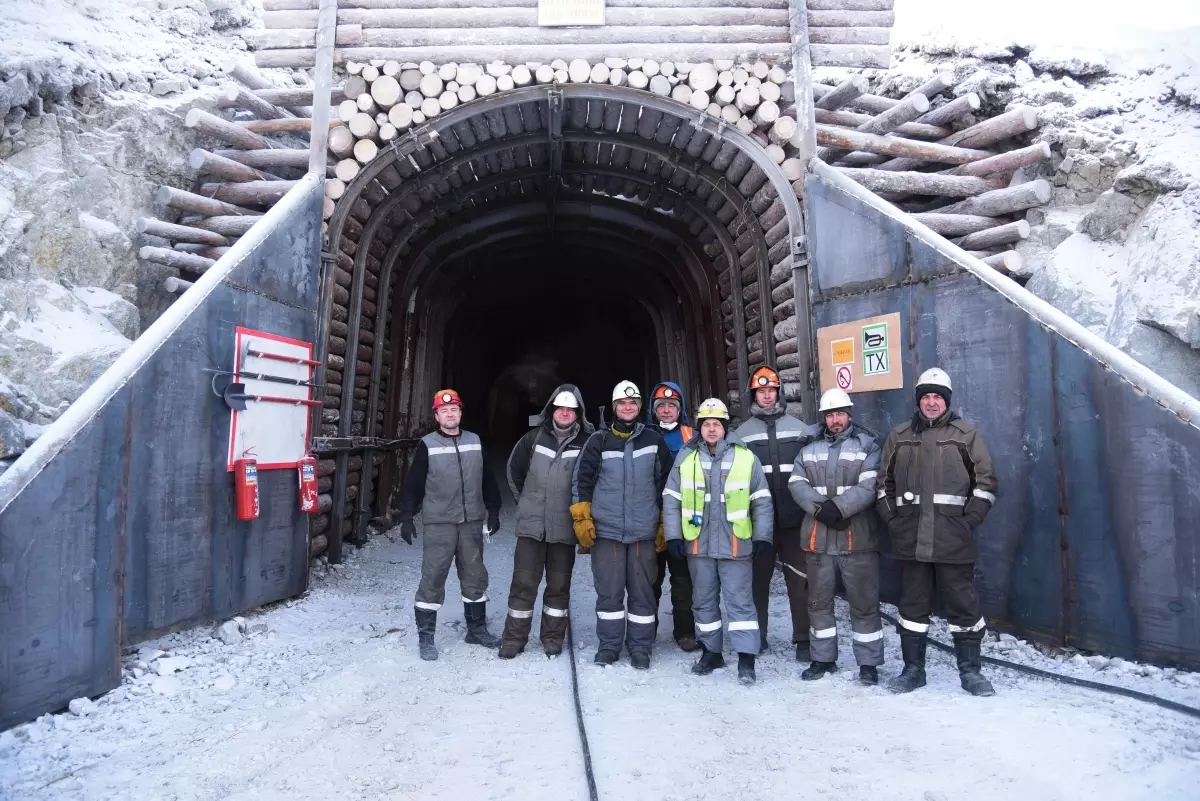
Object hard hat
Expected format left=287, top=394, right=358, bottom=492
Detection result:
left=695, top=397, right=731, bottom=421
left=552, top=390, right=579, bottom=409
left=432, top=388, right=462, bottom=410
left=818, top=388, right=854, bottom=413
left=612, top=380, right=642, bottom=403
left=750, top=366, right=781, bottom=390
left=916, top=368, right=952, bottom=392
left=652, top=385, right=681, bottom=403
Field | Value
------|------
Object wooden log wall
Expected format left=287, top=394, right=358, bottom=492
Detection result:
left=253, top=0, right=893, bottom=69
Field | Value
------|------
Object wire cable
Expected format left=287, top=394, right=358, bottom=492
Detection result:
left=565, top=609, right=601, bottom=801
left=879, top=612, right=1200, bottom=720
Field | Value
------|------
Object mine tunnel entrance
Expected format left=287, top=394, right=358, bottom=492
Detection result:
left=320, top=83, right=804, bottom=558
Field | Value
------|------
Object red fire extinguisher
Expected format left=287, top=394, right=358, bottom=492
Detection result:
left=297, top=456, right=319, bottom=513
left=234, top=458, right=260, bottom=521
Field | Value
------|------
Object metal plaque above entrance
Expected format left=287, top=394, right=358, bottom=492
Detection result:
left=538, top=0, right=605, bottom=26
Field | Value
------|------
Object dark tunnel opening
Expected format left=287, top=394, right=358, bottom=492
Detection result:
left=444, top=258, right=660, bottom=448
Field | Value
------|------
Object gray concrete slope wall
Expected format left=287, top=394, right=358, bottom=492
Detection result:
left=805, top=170, right=1200, bottom=668
left=0, top=176, right=324, bottom=729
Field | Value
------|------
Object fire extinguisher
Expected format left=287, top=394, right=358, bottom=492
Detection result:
left=234, top=458, right=260, bottom=521
left=297, top=456, right=319, bottom=513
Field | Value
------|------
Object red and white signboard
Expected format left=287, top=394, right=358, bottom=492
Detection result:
left=836, top=365, right=854, bottom=391
left=226, top=327, right=315, bottom=471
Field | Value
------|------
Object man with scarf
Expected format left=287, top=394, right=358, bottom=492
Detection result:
left=646, top=381, right=699, bottom=652
left=877, top=368, right=999, bottom=696
left=498, top=385, right=593, bottom=659
left=733, top=366, right=820, bottom=658
left=571, top=381, right=674, bottom=669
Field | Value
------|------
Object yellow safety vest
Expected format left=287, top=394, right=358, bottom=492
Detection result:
left=680, top=446, right=754, bottom=541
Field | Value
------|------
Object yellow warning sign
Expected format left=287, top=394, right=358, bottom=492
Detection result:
left=831, top=338, right=855, bottom=366
left=817, top=312, right=903, bottom=394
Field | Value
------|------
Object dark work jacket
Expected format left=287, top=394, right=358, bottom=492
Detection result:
left=876, top=410, right=998, bottom=564
left=572, top=423, right=673, bottom=544
left=506, top=384, right=594, bottom=544
left=733, top=403, right=820, bottom=531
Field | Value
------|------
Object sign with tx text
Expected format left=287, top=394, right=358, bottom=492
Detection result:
left=538, top=0, right=605, bottom=26
left=817, top=312, right=903, bottom=394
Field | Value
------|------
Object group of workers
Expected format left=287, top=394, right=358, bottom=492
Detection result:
left=397, top=365, right=999, bottom=696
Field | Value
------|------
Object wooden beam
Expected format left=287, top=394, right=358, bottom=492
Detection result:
left=910, top=213, right=1008, bottom=237
left=815, top=76, right=869, bottom=111
left=937, top=180, right=1051, bottom=217
left=268, top=0, right=796, bottom=7
left=955, top=220, right=1031, bottom=250
left=134, top=218, right=229, bottom=246
left=807, top=26, right=891, bottom=45
left=814, top=108, right=949, bottom=139
left=139, top=245, right=217, bottom=273
left=189, top=149, right=281, bottom=182
left=352, top=25, right=790, bottom=47
left=261, top=7, right=791, bottom=27
left=187, top=215, right=265, bottom=237
left=807, top=10, right=894, bottom=26
left=213, top=148, right=312, bottom=169
left=244, top=25, right=362, bottom=49
left=185, top=108, right=273, bottom=150
left=951, top=142, right=1053, bottom=177
left=197, top=181, right=299, bottom=207
left=809, top=44, right=890, bottom=69
left=155, top=186, right=258, bottom=218
left=816, top=125, right=992, bottom=164
left=834, top=168, right=1003, bottom=197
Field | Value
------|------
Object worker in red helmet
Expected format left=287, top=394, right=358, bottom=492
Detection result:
left=397, top=389, right=503, bottom=662
left=733, top=366, right=819, bottom=659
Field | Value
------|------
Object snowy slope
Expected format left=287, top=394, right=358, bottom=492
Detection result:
left=2, top=513, right=1197, bottom=801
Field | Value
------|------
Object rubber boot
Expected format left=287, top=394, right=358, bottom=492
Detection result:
left=415, top=608, right=438, bottom=662
left=795, top=641, right=811, bottom=663
left=691, top=647, right=726, bottom=675
left=801, top=661, right=837, bottom=680
left=955, top=638, right=996, bottom=697
left=594, top=648, right=619, bottom=666
left=859, top=665, right=879, bottom=685
left=737, top=653, right=757, bottom=686
left=887, top=634, right=927, bottom=694
left=540, top=611, right=569, bottom=658
left=498, top=614, right=532, bottom=659
left=630, top=651, right=651, bottom=670
left=759, top=631, right=769, bottom=655
left=463, top=602, right=501, bottom=648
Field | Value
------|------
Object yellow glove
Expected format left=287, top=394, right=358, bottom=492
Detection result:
left=570, top=501, right=596, bottom=549
left=655, top=516, right=666, bottom=553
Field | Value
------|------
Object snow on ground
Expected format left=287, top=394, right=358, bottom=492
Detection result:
left=2, top=511, right=1199, bottom=801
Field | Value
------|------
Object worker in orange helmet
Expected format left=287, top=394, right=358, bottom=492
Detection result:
left=397, top=389, right=504, bottom=661
left=733, top=366, right=820, bottom=659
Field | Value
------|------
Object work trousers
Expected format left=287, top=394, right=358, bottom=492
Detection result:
left=592, top=538, right=659, bottom=654
left=415, top=521, right=489, bottom=610
left=501, top=537, right=576, bottom=650
left=805, top=551, right=884, bottom=666
left=689, top=556, right=759, bottom=655
left=757, top=528, right=810, bottom=645
left=653, top=549, right=695, bottom=641
left=896, top=560, right=986, bottom=641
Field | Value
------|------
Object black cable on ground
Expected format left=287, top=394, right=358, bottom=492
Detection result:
left=879, top=612, right=1200, bottom=720
left=565, top=610, right=601, bottom=801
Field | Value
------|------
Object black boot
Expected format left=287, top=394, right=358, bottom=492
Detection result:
left=759, top=631, right=769, bottom=654
left=630, top=651, right=651, bottom=670
left=887, top=634, right=927, bottom=694
left=594, top=648, right=619, bottom=666
left=801, top=661, right=837, bottom=680
left=794, top=641, right=811, bottom=663
left=955, top=638, right=996, bottom=697
left=498, top=614, right=532, bottom=659
left=691, top=647, right=726, bottom=675
left=737, top=653, right=757, bottom=685
left=415, top=608, right=438, bottom=661
left=859, top=665, right=879, bottom=685
left=463, top=602, right=500, bottom=648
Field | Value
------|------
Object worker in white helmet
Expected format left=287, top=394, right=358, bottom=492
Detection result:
left=877, top=368, right=999, bottom=697
left=662, top=398, right=774, bottom=685
left=571, top=381, right=674, bottom=669
left=498, top=385, right=594, bottom=659
left=788, top=388, right=884, bottom=685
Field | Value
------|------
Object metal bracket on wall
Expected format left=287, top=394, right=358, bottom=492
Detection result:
left=546, top=86, right=565, bottom=243
left=311, top=436, right=414, bottom=453
left=790, top=235, right=809, bottom=262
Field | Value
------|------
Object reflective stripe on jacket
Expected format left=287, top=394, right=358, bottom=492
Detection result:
left=876, top=411, right=998, bottom=564
left=679, top=446, right=755, bottom=540
left=662, top=432, right=774, bottom=560
left=572, top=423, right=673, bottom=544
left=420, top=430, right=486, bottom=524
left=733, top=409, right=819, bottom=530
left=787, top=424, right=881, bottom=554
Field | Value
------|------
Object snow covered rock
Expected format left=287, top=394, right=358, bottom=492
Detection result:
left=67, top=697, right=95, bottom=716
left=215, top=619, right=244, bottom=645
left=1027, top=47, right=1109, bottom=78
left=153, top=656, right=191, bottom=676
left=0, top=409, right=23, bottom=458
left=204, top=0, right=259, bottom=31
